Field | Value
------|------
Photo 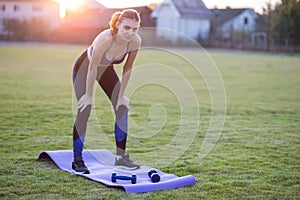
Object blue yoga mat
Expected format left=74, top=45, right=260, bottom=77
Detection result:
left=38, top=149, right=196, bottom=193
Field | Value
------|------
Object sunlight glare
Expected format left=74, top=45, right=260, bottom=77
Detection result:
left=55, top=0, right=84, bottom=18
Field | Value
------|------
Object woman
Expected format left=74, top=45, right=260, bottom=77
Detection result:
left=72, top=9, right=141, bottom=174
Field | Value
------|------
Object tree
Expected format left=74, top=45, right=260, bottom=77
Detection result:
left=290, top=0, right=300, bottom=45
left=272, top=0, right=300, bottom=47
left=259, top=2, right=275, bottom=50
left=26, top=18, right=51, bottom=41
left=2, top=18, right=26, bottom=41
left=2, top=18, right=51, bottom=41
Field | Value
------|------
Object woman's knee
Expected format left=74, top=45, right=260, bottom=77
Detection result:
left=115, top=105, right=128, bottom=120
left=75, top=105, right=92, bottom=123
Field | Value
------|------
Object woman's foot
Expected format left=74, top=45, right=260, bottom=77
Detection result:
left=115, top=153, right=140, bottom=170
left=72, top=159, right=90, bottom=174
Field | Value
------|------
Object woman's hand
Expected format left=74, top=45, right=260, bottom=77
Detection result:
left=116, top=96, right=130, bottom=111
left=78, top=94, right=93, bottom=112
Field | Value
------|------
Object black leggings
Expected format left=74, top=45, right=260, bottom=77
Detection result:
left=72, top=50, right=128, bottom=161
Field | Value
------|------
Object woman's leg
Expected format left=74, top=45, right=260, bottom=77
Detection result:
left=97, top=66, right=128, bottom=156
left=72, top=50, right=91, bottom=163
left=97, top=66, right=140, bottom=169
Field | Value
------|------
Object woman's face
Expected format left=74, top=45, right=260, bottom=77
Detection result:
left=116, top=18, right=139, bottom=42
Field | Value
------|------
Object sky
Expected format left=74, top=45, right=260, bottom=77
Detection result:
left=96, top=0, right=282, bottom=13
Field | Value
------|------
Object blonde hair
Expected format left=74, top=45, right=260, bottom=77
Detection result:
left=109, top=9, right=141, bottom=36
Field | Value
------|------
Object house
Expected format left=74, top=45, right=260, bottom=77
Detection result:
left=56, top=0, right=106, bottom=43
left=151, top=0, right=211, bottom=44
left=57, top=0, right=155, bottom=44
left=0, top=0, right=60, bottom=32
left=211, top=8, right=258, bottom=46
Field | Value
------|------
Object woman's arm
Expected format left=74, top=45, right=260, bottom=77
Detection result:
left=78, top=37, right=110, bottom=112
left=85, top=45, right=105, bottom=96
left=118, top=50, right=138, bottom=98
left=116, top=35, right=141, bottom=111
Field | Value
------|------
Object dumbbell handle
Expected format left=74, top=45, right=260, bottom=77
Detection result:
left=115, top=175, right=132, bottom=180
left=112, top=173, right=137, bottom=184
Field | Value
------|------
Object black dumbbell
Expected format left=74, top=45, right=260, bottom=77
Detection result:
left=148, top=169, right=160, bottom=183
left=111, top=172, right=137, bottom=184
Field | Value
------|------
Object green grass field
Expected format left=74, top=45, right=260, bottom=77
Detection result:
left=0, top=43, right=299, bottom=199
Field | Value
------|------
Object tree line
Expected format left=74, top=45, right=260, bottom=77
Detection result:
left=260, top=0, right=300, bottom=49
left=1, top=18, right=50, bottom=41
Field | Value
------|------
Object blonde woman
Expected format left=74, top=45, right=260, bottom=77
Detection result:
left=72, top=9, right=141, bottom=174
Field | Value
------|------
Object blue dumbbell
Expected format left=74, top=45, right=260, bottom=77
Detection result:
left=111, top=172, right=137, bottom=184
left=148, top=169, right=160, bottom=183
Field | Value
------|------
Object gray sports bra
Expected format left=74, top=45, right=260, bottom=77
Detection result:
left=88, top=40, right=129, bottom=65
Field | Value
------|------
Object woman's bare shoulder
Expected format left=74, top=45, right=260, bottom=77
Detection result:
left=129, top=34, right=141, bottom=52
left=93, top=29, right=113, bottom=47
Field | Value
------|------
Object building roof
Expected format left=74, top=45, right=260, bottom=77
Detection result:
left=211, top=8, right=257, bottom=26
left=171, top=0, right=211, bottom=18
left=152, top=0, right=211, bottom=19
left=64, top=9, right=113, bottom=29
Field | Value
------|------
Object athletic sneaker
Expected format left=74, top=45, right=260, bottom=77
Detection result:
left=72, top=160, right=90, bottom=174
left=115, top=153, right=140, bottom=170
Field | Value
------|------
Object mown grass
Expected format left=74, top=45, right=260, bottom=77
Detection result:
left=0, top=43, right=299, bottom=199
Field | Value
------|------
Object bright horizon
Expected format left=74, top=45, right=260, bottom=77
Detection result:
left=54, top=0, right=282, bottom=18
left=96, top=0, right=281, bottom=13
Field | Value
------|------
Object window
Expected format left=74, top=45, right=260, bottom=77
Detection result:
left=14, top=5, right=20, bottom=12
left=244, top=17, right=248, bottom=25
left=1, top=4, right=5, bottom=11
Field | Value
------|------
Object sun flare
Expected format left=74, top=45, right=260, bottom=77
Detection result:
left=54, top=0, right=84, bottom=18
